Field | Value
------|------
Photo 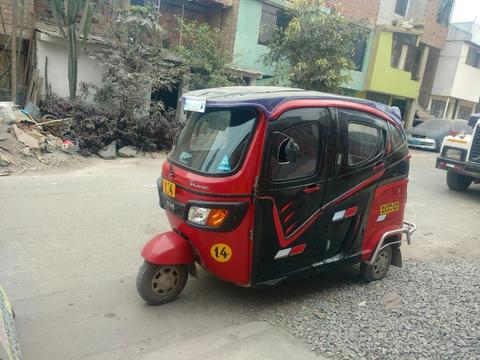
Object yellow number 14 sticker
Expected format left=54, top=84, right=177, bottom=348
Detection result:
left=210, top=244, right=232, bottom=263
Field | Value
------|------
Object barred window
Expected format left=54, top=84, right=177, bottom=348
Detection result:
left=430, top=100, right=446, bottom=118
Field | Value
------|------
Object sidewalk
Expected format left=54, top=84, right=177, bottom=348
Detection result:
left=84, top=321, right=325, bottom=360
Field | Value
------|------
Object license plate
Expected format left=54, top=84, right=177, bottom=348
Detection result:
left=410, top=138, right=421, bottom=145
left=163, top=179, right=176, bottom=198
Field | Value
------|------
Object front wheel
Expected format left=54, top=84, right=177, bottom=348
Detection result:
left=136, top=262, right=188, bottom=305
left=360, top=245, right=392, bottom=282
left=446, top=171, right=472, bottom=191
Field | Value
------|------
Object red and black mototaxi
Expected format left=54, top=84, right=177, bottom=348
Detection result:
left=136, top=87, right=416, bottom=305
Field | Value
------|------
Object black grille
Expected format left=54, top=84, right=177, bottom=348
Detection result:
left=412, top=134, right=426, bottom=139
left=469, top=126, right=480, bottom=163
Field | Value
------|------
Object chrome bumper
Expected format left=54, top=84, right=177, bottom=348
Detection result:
left=367, top=221, right=417, bottom=265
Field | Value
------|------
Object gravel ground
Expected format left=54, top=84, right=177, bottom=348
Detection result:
left=268, top=260, right=480, bottom=360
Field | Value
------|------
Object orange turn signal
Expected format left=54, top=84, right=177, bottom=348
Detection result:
left=206, top=209, right=229, bottom=227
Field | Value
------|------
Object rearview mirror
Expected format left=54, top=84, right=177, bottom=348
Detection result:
left=278, top=138, right=300, bottom=164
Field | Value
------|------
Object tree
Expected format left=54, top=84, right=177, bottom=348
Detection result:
left=92, top=6, right=184, bottom=118
left=263, top=0, right=368, bottom=93
left=49, top=0, right=93, bottom=100
left=174, top=20, right=244, bottom=90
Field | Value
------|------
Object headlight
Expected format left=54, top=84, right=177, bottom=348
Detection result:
left=445, top=148, right=462, bottom=161
left=188, top=206, right=229, bottom=227
left=188, top=206, right=210, bottom=225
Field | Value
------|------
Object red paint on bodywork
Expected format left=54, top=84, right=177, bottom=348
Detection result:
left=141, top=231, right=194, bottom=265
left=290, top=244, right=306, bottom=256
left=344, top=206, right=358, bottom=218
left=362, top=178, right=409, bottom=260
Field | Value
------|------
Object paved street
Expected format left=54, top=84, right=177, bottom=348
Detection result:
left=0, top=150, right=479, bottom=359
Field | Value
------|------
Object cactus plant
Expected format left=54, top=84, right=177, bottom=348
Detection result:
left=48, top=0, right=93, bottom=100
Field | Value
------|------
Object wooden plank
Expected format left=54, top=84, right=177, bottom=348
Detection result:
left=11, top=0, right=18, bottom=102
left=25, top=68, right=38, bottom=105
left=33, top=77, right=43, bottom=105
left=22, top=26, right=35, bottom=89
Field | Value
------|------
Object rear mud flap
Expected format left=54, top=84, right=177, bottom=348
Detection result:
left=391, top=246, right=403, bottom=267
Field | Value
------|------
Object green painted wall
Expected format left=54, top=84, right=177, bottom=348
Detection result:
left=343, top=31, right=375, bottom=92
left=367, top=31, right=420, bottom=99
left=233, top=0, right=276, bottom=76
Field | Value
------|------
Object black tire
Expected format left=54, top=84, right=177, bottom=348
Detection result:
left=360, top=245, right=392, bottom=282
left=446, top=171, right=472, bottom=191
left=136, top=261, right=188, bottom=305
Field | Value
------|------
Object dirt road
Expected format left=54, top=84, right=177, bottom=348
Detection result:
left=0, top=150, right=478, bottom=359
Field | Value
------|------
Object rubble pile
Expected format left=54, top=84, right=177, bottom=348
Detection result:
left=0, top=102, right=79, bottom=176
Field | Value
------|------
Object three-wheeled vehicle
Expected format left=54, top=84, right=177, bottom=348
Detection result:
left=136, top=87, right=416, bottom=305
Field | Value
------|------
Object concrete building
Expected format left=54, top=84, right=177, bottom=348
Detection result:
left=361, top=0, right=454, bottom=127
left=429, top=22, right=480, bottom=120
left=331, top=0, right=380, bottom=97
left=229, top=0, right=288, bottom=83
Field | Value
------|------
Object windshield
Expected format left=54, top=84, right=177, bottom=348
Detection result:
left=169, top=108, right=258, bottom=175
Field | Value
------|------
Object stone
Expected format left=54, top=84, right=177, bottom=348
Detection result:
left=380, top=291, right=403, bottom=309
left=98, top=141, right=116, bottom=160
left=118, top=145, right=137, bottom=158
left=0, top=106, right=17, bottom=124
left=0, top=131, right=17, bottom=152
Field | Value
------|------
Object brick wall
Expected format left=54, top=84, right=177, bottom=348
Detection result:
left=0, top=0, right=35, bottom=38
left=158, top=0, right=238, bottom=62
left=420, top=0, right=448, bottom=49
left=327, top=0, right=381, bottom=26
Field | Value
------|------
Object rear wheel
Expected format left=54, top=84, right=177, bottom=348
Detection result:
left=446, top=171, right=472, bottom=191
left=360, top=246, right=392, bottom=282
left=136, top=262, right=188, bottom=305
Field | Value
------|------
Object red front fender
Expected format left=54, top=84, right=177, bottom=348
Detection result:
left=141, top=231, right=194, bottom=265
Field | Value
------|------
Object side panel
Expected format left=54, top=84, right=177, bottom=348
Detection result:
left=312, top=108, right=389, bottom=262
left=362, top=178, right=409, bottom=260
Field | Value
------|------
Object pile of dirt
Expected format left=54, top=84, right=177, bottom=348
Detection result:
left=0, top=102, right=79, bottom=176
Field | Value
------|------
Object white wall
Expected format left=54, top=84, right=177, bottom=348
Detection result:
left=36, top=33, right=103, bottom=99
left=431, top=40, right=462, bottom=98
left=451, top=42, right=480, bottom=103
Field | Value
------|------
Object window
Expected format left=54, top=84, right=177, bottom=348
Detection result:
left=391, top=33, right=418, bottom=72
left=430, top=100, right=446, bottom=118
left=466, top=46, right=480, bottom=69
left=394, top=0, right=409, bottom=17
left=458, top=106, right=472, bottom=120
left=437, top=0, right=454, bottom=27
left=258, top=4, right=291, bottom=45
left=348, top=123, right=381, bottom=166
left=388, top=123, right=406, bottom=150
left=270, top=123, right=320, bottom=181
left=352, top=38, right=367, bottom=71
left=170, top=108, right=257, bottom=175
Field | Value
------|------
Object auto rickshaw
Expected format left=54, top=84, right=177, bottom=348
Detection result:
left=136, top=87, right=416, bottom=305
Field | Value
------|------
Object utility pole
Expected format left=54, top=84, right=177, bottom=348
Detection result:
left=11, top=0, right=18, bottom=103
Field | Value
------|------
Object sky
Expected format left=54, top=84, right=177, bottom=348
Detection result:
left=451, top=0, right=480, bottom=23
